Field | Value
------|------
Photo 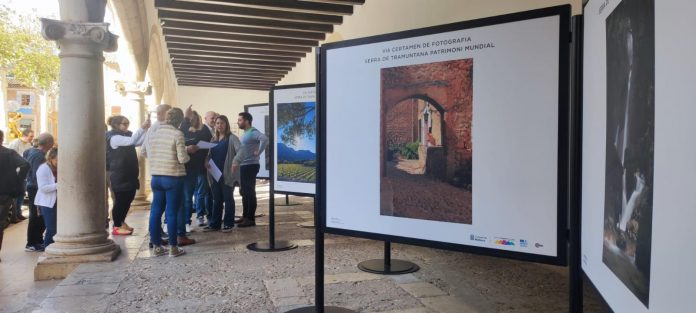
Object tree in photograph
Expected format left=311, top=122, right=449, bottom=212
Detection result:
left=277, top=102, right=314, bottom=146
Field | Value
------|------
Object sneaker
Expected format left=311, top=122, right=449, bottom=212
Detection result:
left=148, top=239, right=169, bottom=249
left=169, top=246, right=185, bottom=257
left=197, top=216, right=206, bottom=227
left=111, top=227, right=133, bottom=236
left=177, top=236, right=196, bottom=246
left=25, top=245, right=41, bottom=252
left=152, top=245, right=166, bottom=257
left=185, top=224, right=192, bottom=234
left=237, top=219, right=256, bottom=228
left=202, top=226, right=219, bottom=232
left=221, top=225, right=234, bottom=233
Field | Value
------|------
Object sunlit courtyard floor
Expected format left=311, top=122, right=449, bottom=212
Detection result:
left=1, top=182, right=601, bottom=313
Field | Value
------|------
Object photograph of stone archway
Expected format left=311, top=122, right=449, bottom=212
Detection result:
left=380, top=58, right=473, bottom=224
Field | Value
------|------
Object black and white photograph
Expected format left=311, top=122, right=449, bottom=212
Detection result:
left=602, top=0, right=654, bottom=306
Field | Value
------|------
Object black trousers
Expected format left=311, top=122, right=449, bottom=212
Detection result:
left=112, top=189, right=136, bottom=227
left=240, top=164, right=260, bottom=219
left=26, top=187, right=45, bottom=247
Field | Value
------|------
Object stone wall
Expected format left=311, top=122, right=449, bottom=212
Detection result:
left=384, top=98, right=418, bottom=148
left=381, top=59, right=473, bottom=179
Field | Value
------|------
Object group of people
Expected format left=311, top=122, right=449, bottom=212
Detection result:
left=0, top=129, right=59, bottom=261
left=105, top=104, right=268, bottom=257
left=0, top=103, right=268, bottom=261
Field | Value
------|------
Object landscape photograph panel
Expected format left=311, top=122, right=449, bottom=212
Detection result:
left=276, top=101, right=317, bottom=184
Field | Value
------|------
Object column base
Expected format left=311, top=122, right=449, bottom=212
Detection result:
left=34, top=243, right=121, bottom=281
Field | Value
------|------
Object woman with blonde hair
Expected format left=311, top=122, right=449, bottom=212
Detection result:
left=147, top=108, right=190, bottom=257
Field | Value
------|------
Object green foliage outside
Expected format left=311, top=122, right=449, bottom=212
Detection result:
left=0, top=5, right=59, bottom=90
left=277, top=163, right=316, bottom=183
left=388, top=141, right=420, bottom=160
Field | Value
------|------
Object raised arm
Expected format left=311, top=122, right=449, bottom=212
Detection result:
left=110, top=127, right=147, bottom=149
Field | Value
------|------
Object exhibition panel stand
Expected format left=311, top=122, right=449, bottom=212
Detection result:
left=277, top=193, right=301, bottom=207
left=293, top=5, right=575, bottom=313
left=580, top=1, right=696, bottom=312
left=357, top=241, right=420, bottom=275
left=248, top=83, right=318, bottom=252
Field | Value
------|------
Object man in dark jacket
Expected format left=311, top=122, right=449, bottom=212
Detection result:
left=0, top=130, right=30, bottom=262
left=23, top=133, right=54, bottom=252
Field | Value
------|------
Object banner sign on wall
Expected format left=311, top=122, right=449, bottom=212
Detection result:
left=582, top=0, right=696, bottom=312
left=320, top=6, right=570, bottom=265
left=271, top=84, right=317, bottom=196
left=244, top=103, right=270, bottom=179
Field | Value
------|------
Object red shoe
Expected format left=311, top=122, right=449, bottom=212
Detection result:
left=112, top=227, right=132, bottom=236
left=177, top=236, right=196, bottom=246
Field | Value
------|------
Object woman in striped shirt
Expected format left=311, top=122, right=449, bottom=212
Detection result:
left=146, top=108, right=190, bottom=257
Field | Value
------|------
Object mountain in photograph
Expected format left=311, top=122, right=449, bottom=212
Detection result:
left=277, top=142, right=316, bottom=162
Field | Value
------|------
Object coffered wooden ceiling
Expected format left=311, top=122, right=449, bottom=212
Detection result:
left=155, top=0, right=365, bottom=90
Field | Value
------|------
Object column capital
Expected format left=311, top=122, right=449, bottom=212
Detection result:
left=115, top=80, right=152, bottom=97
left=40, top=18, right=118, bottom=56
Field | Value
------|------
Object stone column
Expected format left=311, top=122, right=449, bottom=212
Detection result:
left=35, top=0, right=120, bottom=281
left=116, top=81, right=152, bottom=205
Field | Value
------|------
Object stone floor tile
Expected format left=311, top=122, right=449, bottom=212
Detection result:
left=420, top=295, right=479, bottom=313
left=399, top=282, right=449, bottom=298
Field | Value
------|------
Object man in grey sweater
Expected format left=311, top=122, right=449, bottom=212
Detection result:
left=232, top=112, right=268, bottom=227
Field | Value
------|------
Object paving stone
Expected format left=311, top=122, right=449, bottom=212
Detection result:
left=38, top=294, right=110, bottom=313
left=373, top=307, right=436, bottom=313
left=399, top=282, right=449, bottom=298
left=265, top=277, right=305, bottom=299
left=420, top=295, right=479, bottom=313
left=297, top=272, right=383, bottom=286
left=48, top=282, right=119, bottom=298
left=388, top=273, right=422, bottom=284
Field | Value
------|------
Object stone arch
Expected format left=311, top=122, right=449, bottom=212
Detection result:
left=147, top=25, right=165, bottom=105
left=380, top=59, right=473, bottom=182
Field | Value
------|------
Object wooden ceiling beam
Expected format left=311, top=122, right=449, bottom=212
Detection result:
left=172, top=62, right=289, bottom=74
left=158, top=10, right=332, bottom=33
left=170, top=53, right=296, bottom=67
left=176, top=74, right=280, bottom=83
left=169, top=49, right=301, bottom=62
left=210, top=0, right=353, bottom=15
left=169, top=49, right=300, bottom=66
left=179, top=77, right=275, bottom=85
left=172, top=58, right=293, bottom=71
left=174, top=69, right=284, bottom=79
left=302, top=0, right=365, bottom=4
left=155, top=0, right=342, bottom=24
left=174, top=66, right=286, bottom=78
left=162, top=20, right=325, bottom=41
left=179, top=82, right=273, bottom=90
left=163, top=28, right=317, bottom=47
left=167, top=42, right=306, bottom=58
left=165, top=36, right=312, bottom=53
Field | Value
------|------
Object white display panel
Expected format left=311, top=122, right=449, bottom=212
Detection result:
left=245, top=104, right=270, bottom=179
left=272, top=85, right=317, bottom=195
left=582, top=0, right=696, bottom=312
left=322, top=7, right=569, bottom=263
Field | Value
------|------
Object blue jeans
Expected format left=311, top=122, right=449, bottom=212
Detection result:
left=208, top=178, right=235, bottom=229
left=178, top=171, right=197, bottom=236
left=194, top=173, right=212, bottom=218
left=149, top=175, right=183, bottom=246
left=39, top=205, right=57, bottom=247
